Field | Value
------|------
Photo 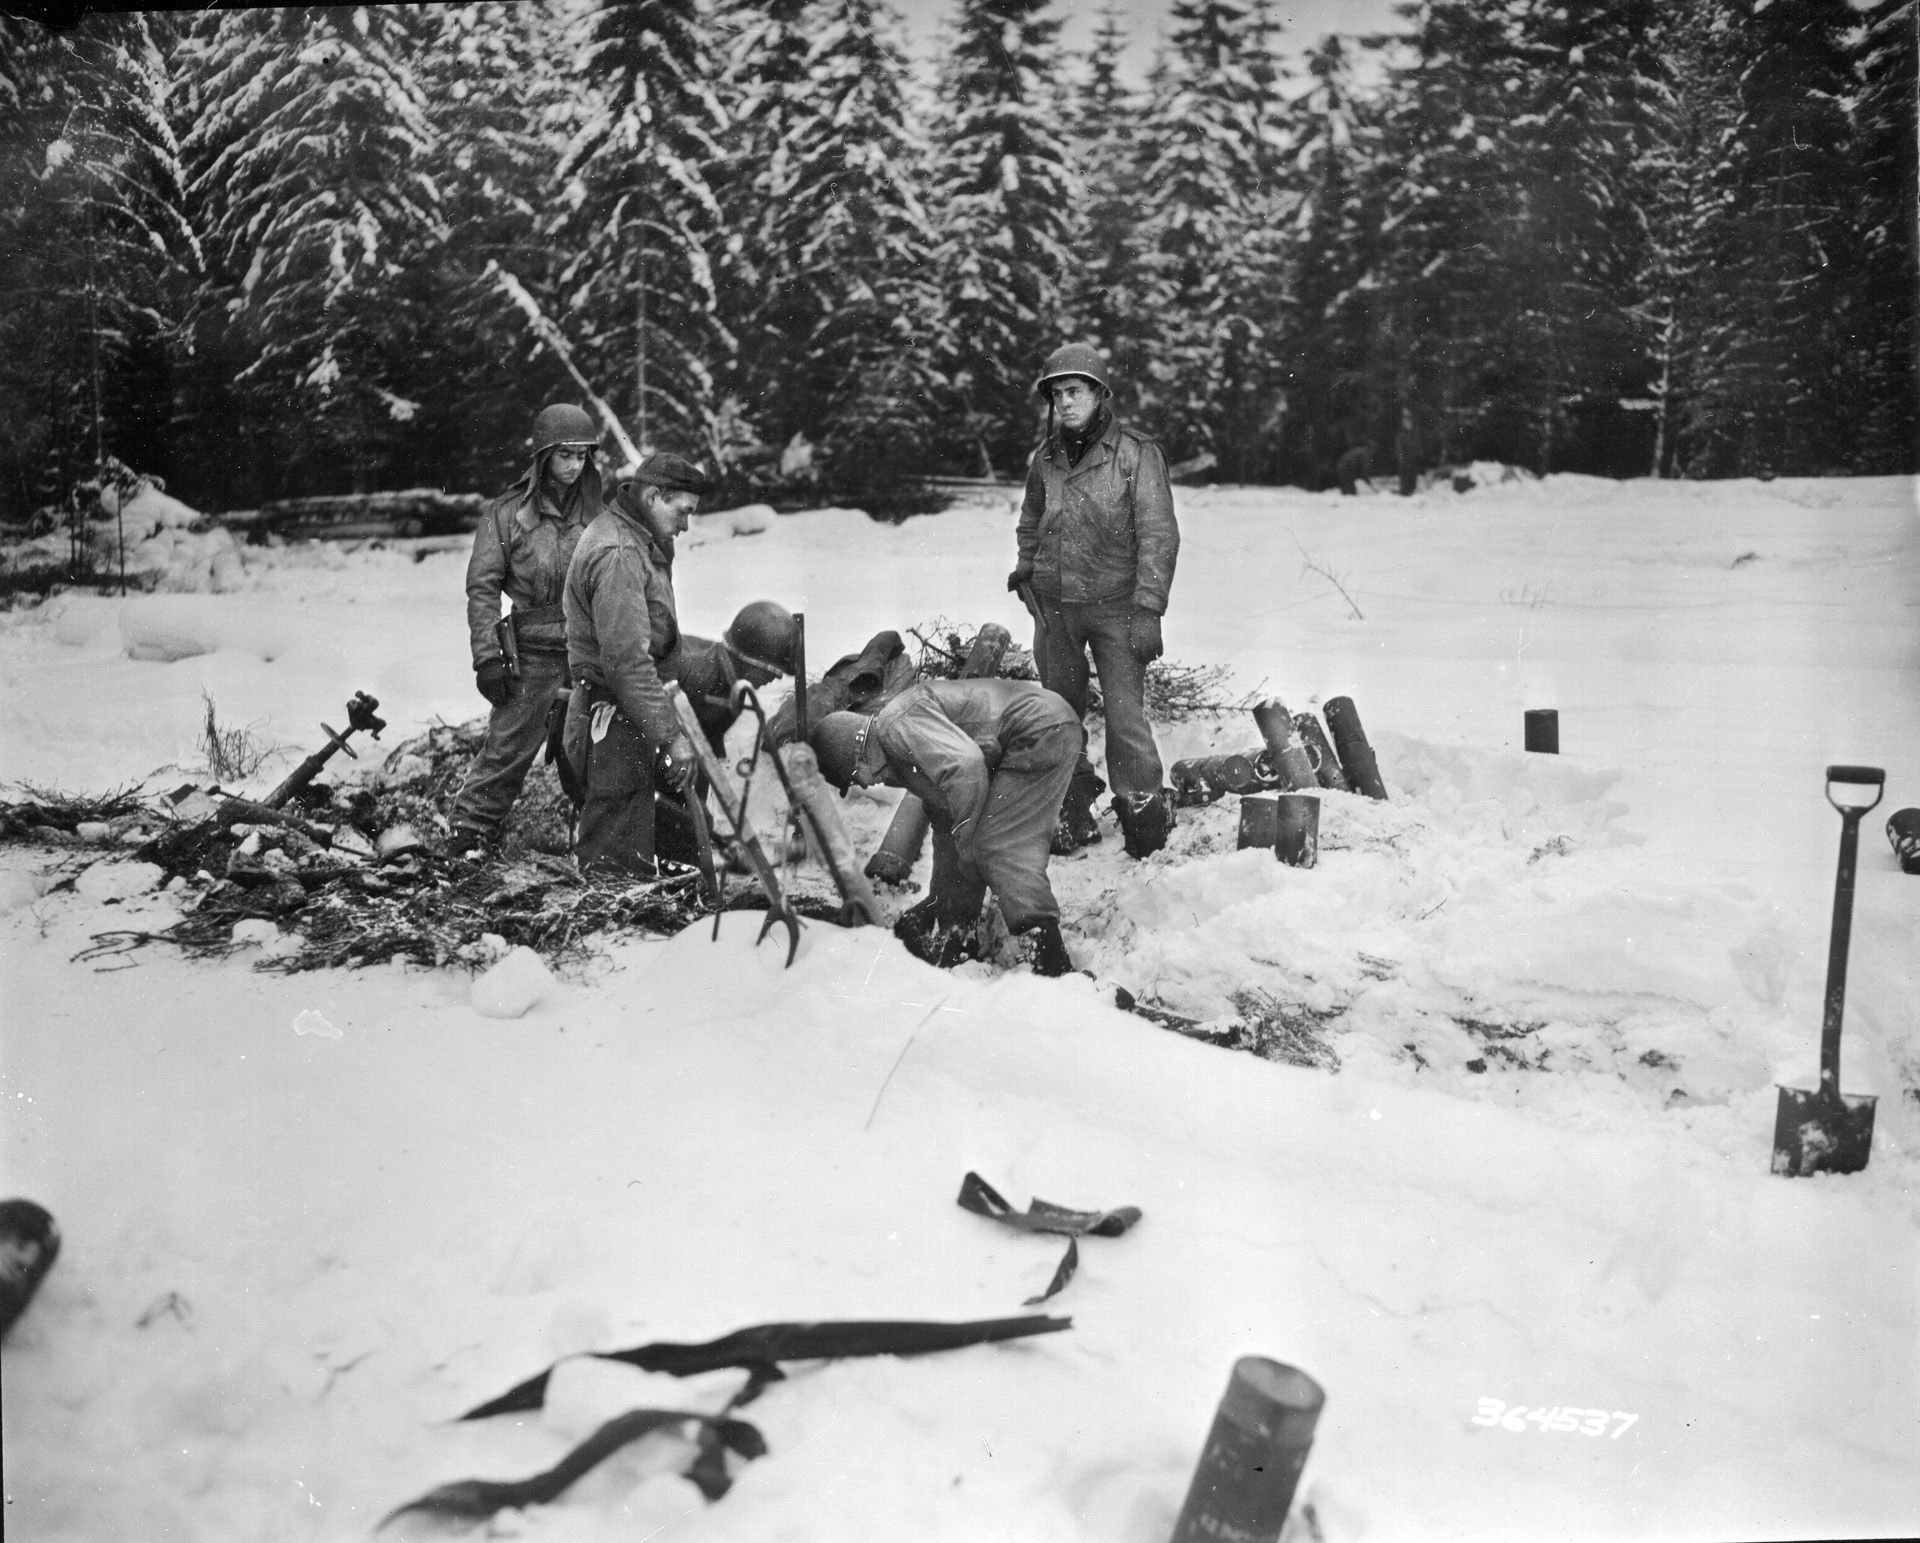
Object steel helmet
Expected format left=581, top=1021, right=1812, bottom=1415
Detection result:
left=723, top=600, right=799, bottom=677
left=1035, top=343, right=1113, bottom=398
left=811, top=710, right=876, bottom=792
left=531, top=402, right=599, bottom=452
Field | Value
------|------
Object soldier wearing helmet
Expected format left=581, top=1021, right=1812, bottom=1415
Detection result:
left=632, top=598, right=801, bottom=863
left=810, top=678, right=1081, bottom=977
left=667, top=599, right=800, bottom=754
left=561, top=450, right=723, bottom=878
left=450, top=402, right=604, bottom=855
left=1007, top=343, right=1180, bottom=859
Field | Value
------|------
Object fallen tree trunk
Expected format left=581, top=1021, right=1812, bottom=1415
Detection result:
left=220, top=489, right=486, bottom=540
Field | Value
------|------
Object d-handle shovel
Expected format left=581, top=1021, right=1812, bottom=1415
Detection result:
left=1771, top=765, right=1884, bottom=1177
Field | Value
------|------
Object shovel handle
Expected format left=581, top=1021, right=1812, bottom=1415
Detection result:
left=1825, top=765, right=1885, bottom=817
left=1818, top=766, right=1884, bottom=1098
left=792, top=613, right=807, bottom=742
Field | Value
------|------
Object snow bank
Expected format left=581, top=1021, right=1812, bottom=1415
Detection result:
left=114, top=594, right=304, bottom=664
left=72, top=859, right=162, bottom=902
left=0, top=866, right=51, bottom=913
left=470, top=945, right=557, bottom=1019
left=111, top=482, right=207, bottom=537
left=687, top=502, right=776, bottom=545
left=1, top=474, right=1915, bottom=1543
left=3, top=901, right=1915, bottom=1543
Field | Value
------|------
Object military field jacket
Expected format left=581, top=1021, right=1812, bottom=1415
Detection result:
left=871, top=679, right=1078, bottom=868
left=464, top=456, right=601, bottom=663
left=563, top=501, right=682, bottom=752
left=1017, top=416, right=1179, bottom=615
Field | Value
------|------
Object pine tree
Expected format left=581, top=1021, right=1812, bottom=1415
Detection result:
left=1063, top=6, right=1151, bottom=422
left=1837, top=0, right=1917, bottom=472
left=1356, top=0, right=1663, bottom=472
left=1682, top=0, right=1868, bottom=474
left=716, top=0, right=942, bottom=500
left=1496, top=0, right=1667, bottom=475
left=1132, top=0, right=1285, bottom=469
left=1625, top=1, right=1736, bottom=477
left=1285, top=33, right=1381, bottom=487
left=177, top=5, right=445, bottom=501
left=930, top=0, right=1078, bottom=475
left=415, top=0, right=576, bottom=493
left=552, top=0, right=731, bottom=464
left=0, top=11, right=198, bottom=519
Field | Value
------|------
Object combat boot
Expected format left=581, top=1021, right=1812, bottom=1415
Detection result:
left=1014, top=916, right=1074, bottom=978
left=1112, top=788, right=1175, bottom=859
left=450, top=828, right=497, bottom=865
left=1051, top=766, right=1107, bottom=855
left=893, top=896, right=978, bottom=969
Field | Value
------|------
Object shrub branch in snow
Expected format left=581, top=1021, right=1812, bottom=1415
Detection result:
left=0, top=783, right=149, bottom=839
left=196, top=690, right=276, bottom=782
left=906, top=617, right=1261, bottom=719
left=37, top=716, right=848, bottom=976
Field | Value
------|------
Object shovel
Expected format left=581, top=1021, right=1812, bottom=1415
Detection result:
left=1771, top=764, right=1884, bottom=1177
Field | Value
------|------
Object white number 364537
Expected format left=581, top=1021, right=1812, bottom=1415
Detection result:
left=1472, top=1399, right=1638, bottom=1438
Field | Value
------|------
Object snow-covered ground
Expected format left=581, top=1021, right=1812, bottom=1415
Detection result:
left=2, top=473, right=1916, bottom=1541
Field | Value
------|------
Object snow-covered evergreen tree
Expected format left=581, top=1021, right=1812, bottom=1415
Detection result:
left=1353, top=0, right=1667, bottom=474
left=1623, top=1, right=1737, bottom=477
left=1133, top=0, right=1285, bottom=467
left=1832, top=0, right=1915, bottom=473
left=416, top=0, right=576, bottom=491
left=929, top=0, right=1078, bottom=475
left=1361, top=0, right=1518, bottom=468
left=716, top=0, right=942, bottom=499
left=177, top=5, right=445, bottom=498
left=552, top=0, right=730, bottom=464
left=0, top=11, right=198, bottom=518
left=1495, top=0, right=1667, bottom=475
left=1062, top=6, right=1151, bottom=422
left=1283, top=33, right=1383, bottom=487
left=1681, top=0, right=1868, bottom=475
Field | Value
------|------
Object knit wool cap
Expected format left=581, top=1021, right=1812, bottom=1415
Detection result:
left=634, top=452, right=717, bottom=496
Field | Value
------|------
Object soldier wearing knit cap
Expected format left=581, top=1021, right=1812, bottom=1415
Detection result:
left=561, top=450, right=717, bottom=877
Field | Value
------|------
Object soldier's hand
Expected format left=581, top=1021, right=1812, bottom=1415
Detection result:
left=1129, top=610, right=1164, bottom=663
left=659, top=732, right=698, bottom=792
left=475, top=657, right=513, bottom=706
left=1006, top=566, right=1032, bottom=594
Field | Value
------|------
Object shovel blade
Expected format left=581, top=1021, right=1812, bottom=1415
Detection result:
left=1771, top=1086, right=1877, bottom=1177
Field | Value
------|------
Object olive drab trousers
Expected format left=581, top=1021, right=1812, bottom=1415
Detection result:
left=925, top=719, right=1080, bottom=932
left=563, top=691, right=707, bottom=877
left=1030, top=595, right=1165, bottom=800
left=571, top=701, right=660, bottom=877
left=450, top=650, right=571, bottom=841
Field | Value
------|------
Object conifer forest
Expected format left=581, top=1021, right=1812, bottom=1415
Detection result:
left=2, top=0, right=1915, bottom=523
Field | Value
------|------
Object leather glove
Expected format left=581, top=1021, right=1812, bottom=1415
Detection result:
left=1129, top=609, right=1164, bottom=662
left=475, top=657, right=513, bottom=706
left=658, top=731, right=698, bottom=793
left=1006, top=566, right=1033, bottom=594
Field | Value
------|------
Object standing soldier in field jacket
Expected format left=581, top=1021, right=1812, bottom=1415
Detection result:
left=449, top=403, right=603, bottom=857
left=561, top=452, right=711, bottom=878
left=1008, top=343, right=1180, bottom=859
